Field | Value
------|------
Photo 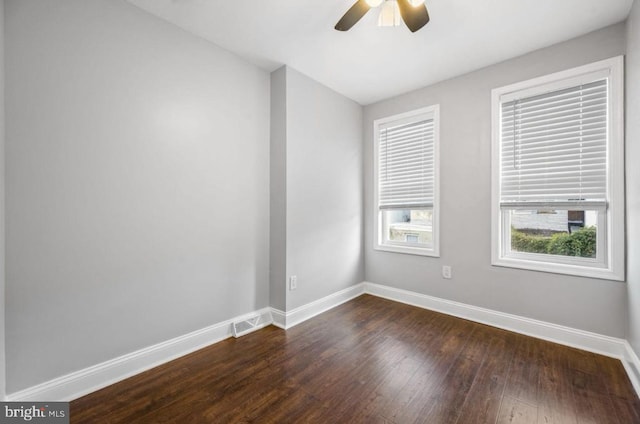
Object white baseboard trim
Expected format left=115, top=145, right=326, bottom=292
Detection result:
left=270, top=308, right=286, bottom=329
left=8, top=281, right=640, bottom=402
left=5, top=282, right=367, bottom=402
left=6, top=307, right=273, bottom=402
left=623, top=341, right=640, bottom=396
left=273, top=283, right=366, bottom=330
left=364, top=282, right=640, bottom=397
left=364, top=282, right=628, bottom=360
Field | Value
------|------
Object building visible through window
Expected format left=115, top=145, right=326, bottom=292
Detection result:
left=374, top=105, right=440, bottom=256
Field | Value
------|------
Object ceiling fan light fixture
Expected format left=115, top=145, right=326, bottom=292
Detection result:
left=334, top=0, right=429, bottom=32
left=377, top=0, right=401, bottom=27
left=365, top=0, right=384, bottom=8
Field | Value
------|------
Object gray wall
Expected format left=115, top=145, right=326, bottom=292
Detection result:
left=0, top=0, right=5, bottom=401
left=269, top=67, right=287, bottom=311
left=363, top=23, right=628, bottom=337
left=626, top=0, right=640, bottom=355
left=270, top=66, right=363, bottom=311
left=5, top=0, right=270, bottom=393
left=285, top=67, right=363, bottom=310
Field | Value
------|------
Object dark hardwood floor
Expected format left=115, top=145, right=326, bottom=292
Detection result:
left=71, top=295, right=640, bottom=423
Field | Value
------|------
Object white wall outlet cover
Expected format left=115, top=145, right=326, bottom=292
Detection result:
left=442, top=266, right=452, bottom=279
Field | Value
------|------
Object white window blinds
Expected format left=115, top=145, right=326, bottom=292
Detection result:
left=499, top=78, right=608, bottom=207
left=378, top=116, right=434, bottom=209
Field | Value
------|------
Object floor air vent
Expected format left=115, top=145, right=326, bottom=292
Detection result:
left=232, top=310, right=272, bottom=338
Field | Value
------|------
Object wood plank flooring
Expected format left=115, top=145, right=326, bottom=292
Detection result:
left=70, top=295, right=640, bottom=423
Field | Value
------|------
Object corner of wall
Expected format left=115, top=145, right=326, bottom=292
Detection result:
left=625, top=0, right=640, bottom=359
left=269, top=66, right=287, bottom=312
left=0, top=0, right=6, bottom=401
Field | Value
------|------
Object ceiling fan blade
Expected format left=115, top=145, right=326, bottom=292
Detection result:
left=335, top=0, right=371, bottom=31
left=396, top=0, right=430, bottom=32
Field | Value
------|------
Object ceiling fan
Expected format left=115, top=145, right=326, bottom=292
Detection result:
left=335, top=0, right=430, bottom=33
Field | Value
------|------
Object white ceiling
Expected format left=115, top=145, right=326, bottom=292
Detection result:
left=127, top=0, right=633, bottom=105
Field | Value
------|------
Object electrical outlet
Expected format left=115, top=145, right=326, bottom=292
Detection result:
left=289, top=275, right=298, bottom=290
left=442, top=266, right=452, bottom=279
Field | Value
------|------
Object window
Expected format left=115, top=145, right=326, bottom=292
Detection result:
left=491, top=57, right=624, bottom=280
left=374, top=105, right=440, bottom=256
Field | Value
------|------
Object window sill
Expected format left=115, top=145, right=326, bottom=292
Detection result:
left=374, top=244, right=440, bottom=257
left=492, top=256, right=624, bottom=281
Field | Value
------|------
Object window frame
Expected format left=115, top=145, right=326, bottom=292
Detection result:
left=373, top=105, right=440, bottom=257
left=491, top=56, right=625, bottom=281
